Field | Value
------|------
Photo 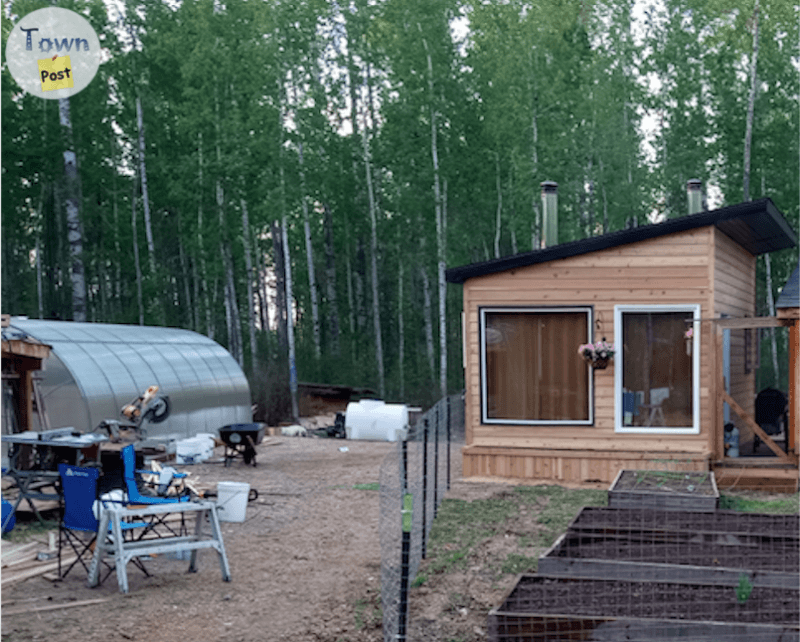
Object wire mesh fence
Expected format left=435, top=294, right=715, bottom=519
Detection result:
left=380, top=393, right=465, bottom=642
left=489, top=473, right=800, bottom=642
left=380, top=397, right=798, bottom=642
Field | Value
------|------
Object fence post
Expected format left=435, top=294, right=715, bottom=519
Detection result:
left=421, top=417, right=428, bottom=559
left=434, top=401, right=440, bottom=520
left=446, top=395, right=452, bottom=490
left=398, top=438, right=411, bottom=642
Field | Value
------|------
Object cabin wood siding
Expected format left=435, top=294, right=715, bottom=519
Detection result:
left=712, top=228, right=757, bottom=452
left=456, top=227, right=724, bottom=483
left=462, top=227, right=715, bottom=474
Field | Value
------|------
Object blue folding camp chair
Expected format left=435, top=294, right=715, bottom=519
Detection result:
left=57, top=464, right=150, bottom=581
left=120, top=445, right=191, bottom=505
left=121, top=445, right=191, bottom=537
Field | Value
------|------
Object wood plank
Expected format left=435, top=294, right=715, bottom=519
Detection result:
left=0, top=555, right=77, bottom=587
left=2, top=598, right=109, bottom=617
left=722, top=390, right=792, bottom=462
left=713, top=317, right=791, bottom=329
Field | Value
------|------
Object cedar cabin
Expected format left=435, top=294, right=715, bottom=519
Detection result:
left=446, top=184, right=799, bottom=492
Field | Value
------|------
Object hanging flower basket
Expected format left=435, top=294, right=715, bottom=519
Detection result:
left=578, top=339, right=615, bottom=370
left=684, top=328, right=693, bottom=356
left=591, top=356, right=610, bottom=370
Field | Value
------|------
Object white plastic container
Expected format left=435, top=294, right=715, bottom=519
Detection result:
left=216, top=481, right=250, bottom=523
left=175, top=435, right=214, bottom=464
left=345, top=399, right=409, bottom=442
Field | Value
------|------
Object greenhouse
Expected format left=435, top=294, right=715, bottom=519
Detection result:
left=5, top=318, right=251, bottom=440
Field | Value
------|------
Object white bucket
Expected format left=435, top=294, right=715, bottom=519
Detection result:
left=217, top=481, right=250, bottom=523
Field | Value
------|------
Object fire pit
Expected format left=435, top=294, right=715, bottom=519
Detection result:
left=218, top=423, right=265, bottom=467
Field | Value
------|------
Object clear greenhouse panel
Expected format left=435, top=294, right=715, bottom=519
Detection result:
left=10, top=318, right=251, bottom=440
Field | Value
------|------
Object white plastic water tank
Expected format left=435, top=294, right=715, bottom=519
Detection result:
left=345, top=399, right=409, bottom=441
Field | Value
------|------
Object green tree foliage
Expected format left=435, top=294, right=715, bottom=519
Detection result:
left=2, top=0, right=797, bottom=413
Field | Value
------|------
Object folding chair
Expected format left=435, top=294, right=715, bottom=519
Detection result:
left=57, top=464, right=150, bottom=581
left=121, top=445, right=190, bottom=505
left=121, top=445, right=191, bottom=536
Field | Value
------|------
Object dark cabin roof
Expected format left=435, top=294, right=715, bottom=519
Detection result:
left=446, top=198, right=797, bottom=284
left=776, top=263, right=799, bottom=310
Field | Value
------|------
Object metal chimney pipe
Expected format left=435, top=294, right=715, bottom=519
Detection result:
left=687, top=179, right=703, bottom=215
left=541, top=181, right=558, bottom=248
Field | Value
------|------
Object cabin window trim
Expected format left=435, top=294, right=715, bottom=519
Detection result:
left=614, top=304, right=701, bottom=435
left=479, top=306, right=594, bottom=426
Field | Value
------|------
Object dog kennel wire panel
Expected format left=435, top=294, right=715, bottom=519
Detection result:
left=8, top=318, right=251, bottom=439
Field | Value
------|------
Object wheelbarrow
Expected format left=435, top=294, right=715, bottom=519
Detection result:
left=218, top=424, right=265, bottom=467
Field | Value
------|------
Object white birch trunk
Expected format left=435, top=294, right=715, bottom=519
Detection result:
left=278, top=81, right=299, bottom=418
left=298, top=139, right=322, bottom=360
left=241, top=198, right=259, bottom=370
left=198, top=133, right=214, bottom=339
left=177, top=233, right=193, bottom=328
left=531, top=95, right=540, bottom=250
left=136, top=96, right=156, bottom=277
left=59, top=98, right=86, bottom=322
left=743, top=0, right=759, bottom=203
left=362, top=124, right=385, bottom=398
left=282, top=217, right=299, bottom=420
left=215, top=91, right=243, bottom=364
left=420, top=28, right=448, bottom=399
left=131, top=178, right=144, bottom=326
left=421, top=267, right=436, bottom=385
left=35, top=183, right=45, bottom=319
left=218, top=178, right=242, bottom=366
left=259, top=250, right=270, bottom=332
left=742, top=1, right=778, bottom=384
left=764, top=254, right=780, bottom=385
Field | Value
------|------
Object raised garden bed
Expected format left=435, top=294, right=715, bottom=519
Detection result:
left=488, top=575, right=800, bottom=642
left=538, top=507, right=798, bottom=588
left=608, top=469, right=719, bottom=512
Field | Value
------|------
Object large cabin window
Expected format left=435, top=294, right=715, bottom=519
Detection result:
left=480, top=307, right=593, bottom=425
left=614, top=305, right=700, bottom=434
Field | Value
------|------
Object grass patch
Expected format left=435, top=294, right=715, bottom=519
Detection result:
left=515, top=485, right=607, bottom=548
left=353, top=483, right=380, bottom=491
left=719, top=492, right=798, bottom=514
left=422, top=485, right=608, bottom=578
left=353, top=594, right=381, bottom=631
left=500, top=553, right=539, bottom=575
left=425, top=494, right=520, bottom=575
left=1, top=518, right=58, bottom=542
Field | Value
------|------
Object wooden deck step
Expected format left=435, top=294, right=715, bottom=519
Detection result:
left=712, top=462, right=798, bottom=492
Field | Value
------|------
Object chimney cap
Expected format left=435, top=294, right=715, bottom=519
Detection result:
left=687, top=179, right=702, bottom=190
left=541, top=180, right=558, bottom=193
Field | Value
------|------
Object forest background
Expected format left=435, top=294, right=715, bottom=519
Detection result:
left=2, top=0, right=798, bottom=422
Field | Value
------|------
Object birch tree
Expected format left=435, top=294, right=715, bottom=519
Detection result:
left=59, top=98, right=87, bottom=322
left=241, top=198, right=259, bottom=371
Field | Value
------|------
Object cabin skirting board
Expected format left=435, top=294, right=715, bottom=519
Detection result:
left=462, top=446, right=710, bottom=485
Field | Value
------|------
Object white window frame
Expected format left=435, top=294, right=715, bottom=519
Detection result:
left=614, top=304, right=701, bottom=435
left=479, top=306, right=594, bottom=425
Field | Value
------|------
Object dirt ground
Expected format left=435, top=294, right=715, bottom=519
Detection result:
left=2, top=436, right=397, bottom=642
left=2, top=434, right=520, bottom=642
left=7, top=436, right=790, bottom=642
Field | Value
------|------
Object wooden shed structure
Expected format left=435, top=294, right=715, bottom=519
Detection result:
left=446, top=197, right=799, bottom=491
left=1, top=314, right=51, bottom=433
